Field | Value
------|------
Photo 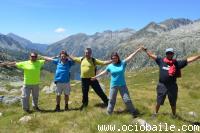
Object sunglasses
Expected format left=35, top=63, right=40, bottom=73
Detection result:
left=31, top=56, right=37, bottom=58
left=166, top=52, right=174, bottom=55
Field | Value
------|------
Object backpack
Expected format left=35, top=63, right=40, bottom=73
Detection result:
left=163, top=58, right=181, bottom=78
left=81, top=57, right=97, bottom=75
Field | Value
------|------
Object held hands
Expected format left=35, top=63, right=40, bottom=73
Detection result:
left=141, top=46, right=147, bottom=52
left=91, top=77, right=97, bottom=81
left=136, top=43, right=147, bottom=52
left=133, top=44, right=146, bottom=52
left=0, top=63, right=4, bottom=67
left=138, top=47, right=144, bottom=51
left=0, top=62, right=7, bottom=66
left=0, top=61, right=15, bottom=67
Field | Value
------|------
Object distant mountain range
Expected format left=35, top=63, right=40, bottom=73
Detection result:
left=46, top=28, right=136, bottom=56
left=1, top=18, right=200, bottom=71
left=0, top=33, right=47, bottom=54
left=7, top=33, right=48, bottom=53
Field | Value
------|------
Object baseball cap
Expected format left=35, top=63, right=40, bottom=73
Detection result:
left=165, top=48, right=174, bottom=53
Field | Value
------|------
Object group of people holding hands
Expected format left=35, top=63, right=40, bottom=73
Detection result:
left=0, top=46, right=200, bottom=118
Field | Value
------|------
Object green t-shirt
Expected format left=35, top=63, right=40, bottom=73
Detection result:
left=16, top=60, right=45, bottom=85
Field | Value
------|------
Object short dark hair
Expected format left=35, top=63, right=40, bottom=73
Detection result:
left=30, top=52, right=38, bottom=57
left=60, top=50, right=68, bottom=56
left=111, top=52, right=121, bottom=64
left=85, top=48, right=92, bottom=53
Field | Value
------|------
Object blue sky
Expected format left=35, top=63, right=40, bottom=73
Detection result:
left=0, top=0, right=199, bottom=44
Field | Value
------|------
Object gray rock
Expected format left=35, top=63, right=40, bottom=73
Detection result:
left=42, top=82, right=56, bottom=94
left=9, top=89, right=21, bottom=95
left=42, top=86, right=50, bottom=93
left=0, top=87, right=9, bottom=93
left=133, top=118, right=152, bottom=130
left=19, top=116, right=32, bottom=124
left=1, top=96, right=21, bottom=105
left=9, top=81, right=23, bottom=87
left=70, top=83, right=76, bottom=87
left=75, top=81, right=81, bottom=84
left=0, top=96, right=4, bottom=102
left=188, top=111, right=198, bottom=117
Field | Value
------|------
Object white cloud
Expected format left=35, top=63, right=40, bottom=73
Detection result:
left=54, top=27, right=66, bottom=33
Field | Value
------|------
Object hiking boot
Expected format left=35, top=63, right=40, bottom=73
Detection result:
left=24, top=109, right=31, bottom=114
left=65, top=104, right=69, bottom=111
left=106, top=111, right=112, bottom=116
left=54, top=105, right=61, bottom=112
left=132, top=110, right=140, bottom=118
left=80, top=104, right=87, bottom=111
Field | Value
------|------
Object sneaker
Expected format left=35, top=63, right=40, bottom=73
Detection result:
left=54, top=105, right=60, bottom=112
left=106, top=111, right=112, bottom=116
left=33, top=106, right=41, bottom=112
left=24, top=109, right=31, bottom=114
left=65, top=104, right=69, bottom=111
left=171, top=114, right=177, bottom=119
left=151, top=113, right=157, bottom=119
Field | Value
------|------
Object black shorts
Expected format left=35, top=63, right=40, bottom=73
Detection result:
left=156, top=82, right=178, bottom=106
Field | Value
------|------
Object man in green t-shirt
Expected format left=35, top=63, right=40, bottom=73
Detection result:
left=69, top=48, right=111, bottom=110
left=0, top=52, right=46, bottom=113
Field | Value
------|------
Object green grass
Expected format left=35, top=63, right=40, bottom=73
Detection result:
left=0, top=63, right=200, bottom=133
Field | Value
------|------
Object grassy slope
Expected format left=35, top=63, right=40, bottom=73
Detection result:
left=0, top=62, right=200, bottom=133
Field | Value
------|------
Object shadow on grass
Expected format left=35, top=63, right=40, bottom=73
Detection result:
left=38, top=107, right=81, bottom=113
left=94, top=103, right=107, bottom=108
left=114, top=108, right=145, bottom=117
left=161, top=113, right=200, bottom=126
left=175, top=115, right=200, bottom=126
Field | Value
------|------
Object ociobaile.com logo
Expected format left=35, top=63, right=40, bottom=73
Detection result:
left=97, top=123, right=200, bottom=132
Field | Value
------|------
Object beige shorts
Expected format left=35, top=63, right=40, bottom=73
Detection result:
left=55, top=83, right=71, bottom=96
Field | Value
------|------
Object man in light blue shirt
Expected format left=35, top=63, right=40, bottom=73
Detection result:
left=40, top=50, right=75, bottom=111
left=53, top=58, right=74, bottom=83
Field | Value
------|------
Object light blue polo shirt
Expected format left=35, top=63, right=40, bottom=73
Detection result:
left=106, top=60, right=127, bottom=88
left=53, top=59, right=75, bottom=83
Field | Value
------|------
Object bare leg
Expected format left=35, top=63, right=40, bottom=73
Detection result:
left=56, top=95, right=61, bottom=105
left=65, top=94, right=69, bottom=110
left=171, top=105, right=176, bottom=116
left=54, top=95, right=61, bottom=112
left=155, top=104, right=160, bottom=114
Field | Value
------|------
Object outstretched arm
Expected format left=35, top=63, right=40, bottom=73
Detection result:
left=38, top=55, right=55, bottom=62
left=124, top=47, right=142, bottom=63
left=91, top=70, right=108, bottom=80
left=187, top=55, right=200, bottom=64
left=142, top=47, right=157, bottom=60
left=0, top=61, right=17, bottom=67
left=68, top=55, right=81, bottom=64
left=68, top=55, right=74, bottom=61
left=102, top=60, right=112, bottom=65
